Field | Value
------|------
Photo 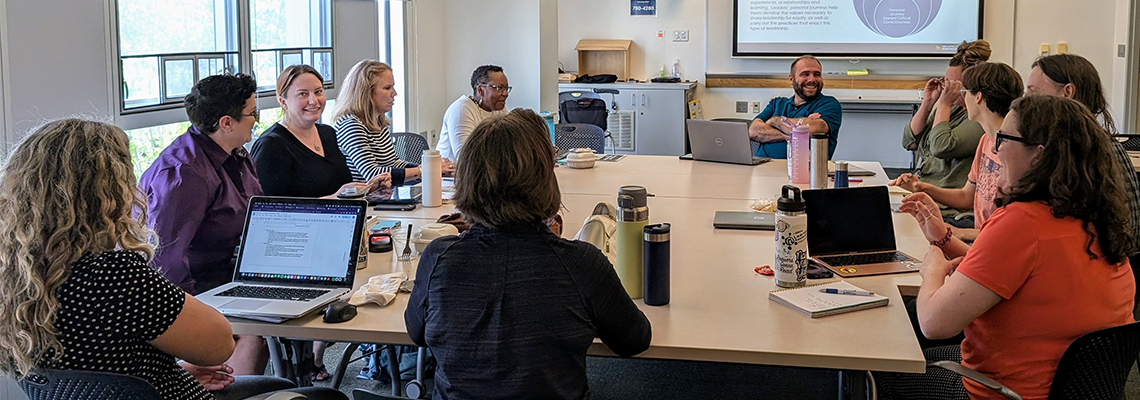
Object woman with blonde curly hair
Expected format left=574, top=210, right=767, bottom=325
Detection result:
left=0, top=118, right=234, bottom=399
left=0, top=119, right=347, bottom=400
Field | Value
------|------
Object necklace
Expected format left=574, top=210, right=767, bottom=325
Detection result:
left=283, top=121, right=322, bottom=153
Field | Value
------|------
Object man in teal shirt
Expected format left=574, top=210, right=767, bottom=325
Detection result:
left=749, top=55, right=843, bottom=159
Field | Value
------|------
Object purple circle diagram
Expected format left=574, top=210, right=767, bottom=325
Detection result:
left=854, top=0, right=942, bottom=38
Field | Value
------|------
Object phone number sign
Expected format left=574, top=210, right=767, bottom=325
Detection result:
left=631, top=0, right=656, bottom=16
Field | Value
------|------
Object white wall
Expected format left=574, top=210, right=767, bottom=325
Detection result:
left=404, top=0, right=559, bottom=145
left=557, top=0, right=1133, bottom=123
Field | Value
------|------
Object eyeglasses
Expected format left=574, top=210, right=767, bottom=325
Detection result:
left=994, top=130, right=1034, bottom=153
left=959, top=89, right=971, bottom=95
left=242, top=109, right=261, bottom=122
left=480, top=84, right=512, bottom=94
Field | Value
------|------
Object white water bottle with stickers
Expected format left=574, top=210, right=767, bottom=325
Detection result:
left=775, top=185, right=808, bottom=288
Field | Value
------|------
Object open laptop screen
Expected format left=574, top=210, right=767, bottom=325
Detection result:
left=802, top=186, right=898, bottom=256
left=234, top=197, right=364, bottom=287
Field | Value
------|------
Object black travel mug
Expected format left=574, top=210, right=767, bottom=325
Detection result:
left=643, top=223, right=671, bottom=306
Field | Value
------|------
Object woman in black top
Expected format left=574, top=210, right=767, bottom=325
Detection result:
left=405, top=109, right=652, bottom=400
left=252, top=64, right=388, bottom=197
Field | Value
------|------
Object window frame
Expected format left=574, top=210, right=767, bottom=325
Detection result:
left=110, top=0, right=338, bottom=121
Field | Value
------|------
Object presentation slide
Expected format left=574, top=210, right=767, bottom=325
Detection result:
left=734, top=0, right=981, bottom=57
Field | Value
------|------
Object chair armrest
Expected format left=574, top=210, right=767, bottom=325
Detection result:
left=264, top=392, right=307, bottom=400
left=929, top=361, right=1022, bottom=400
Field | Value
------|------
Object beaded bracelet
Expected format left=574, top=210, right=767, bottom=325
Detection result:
left=931, top=226, right=953, bottom=247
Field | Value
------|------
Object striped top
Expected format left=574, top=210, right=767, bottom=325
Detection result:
left=334, top=115, right=413, bottom=186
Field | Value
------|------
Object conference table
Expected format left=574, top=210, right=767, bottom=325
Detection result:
left=230, top=156, right=929, bottom=399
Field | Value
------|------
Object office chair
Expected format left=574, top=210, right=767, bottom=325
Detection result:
left=554, top=123, right=605, bottom=154
left=711, top=118, right=760, bottom=155
left=930, top=320, right=1140, bottom=400
left=19, top=368, right=162, bottom=400
left=391, top=132, right=429, bottom=165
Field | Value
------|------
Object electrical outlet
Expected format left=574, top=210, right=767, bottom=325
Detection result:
left=672, top=30, right=689, bottom=42
left=736, top=101, right=748, bottom=113
left=750, top=101, right=762, bottom=114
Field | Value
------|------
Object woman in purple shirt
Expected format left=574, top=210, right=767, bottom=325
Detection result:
left=140, top=74, right=267, bottom=375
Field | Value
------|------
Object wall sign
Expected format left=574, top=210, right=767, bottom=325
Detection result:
left=631, top=0, right=656, bottom=16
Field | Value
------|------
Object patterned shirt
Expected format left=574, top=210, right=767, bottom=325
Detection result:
left=45, top=251, right=212, bottom=400
left=333, top=115, right=415, bottom=186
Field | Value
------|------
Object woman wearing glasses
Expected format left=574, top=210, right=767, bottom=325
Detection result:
left=877, top=95, right=1135, bottom=399
left=436, top=64, right=510, bottom=161
left=892, top=62, right=1023, bottom=244
left=894, top=40, right=991, bottom=229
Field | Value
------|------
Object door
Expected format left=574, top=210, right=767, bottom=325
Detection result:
left=634, top=90, right=686, bottom=156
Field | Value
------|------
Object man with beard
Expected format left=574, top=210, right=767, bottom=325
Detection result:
left=748, top=55, right=842, bottom=159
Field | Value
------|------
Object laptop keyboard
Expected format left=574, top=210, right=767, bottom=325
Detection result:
left=217, top=285, right=330, bottom=302
left=816, top=252, right=911, bottom=267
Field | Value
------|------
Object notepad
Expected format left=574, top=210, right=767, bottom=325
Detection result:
left=769, top=281, right=889, bottom=318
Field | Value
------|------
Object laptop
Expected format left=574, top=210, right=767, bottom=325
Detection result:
left=802, top=186, right=921, bottom=277
left=198, top=196, right=367, bottom=319
left=712, top=211, right=775, bottom=230
left=686, top=120, right=771, bottom=166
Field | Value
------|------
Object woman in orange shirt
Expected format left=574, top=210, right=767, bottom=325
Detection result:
left=876, top=95, right=1135, bottom=399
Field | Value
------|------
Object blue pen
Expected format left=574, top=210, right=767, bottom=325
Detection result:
left=819, top=288, right=875, bottom=296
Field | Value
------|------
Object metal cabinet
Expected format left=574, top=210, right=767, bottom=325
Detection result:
left=559, top=82, right=696, bottom=156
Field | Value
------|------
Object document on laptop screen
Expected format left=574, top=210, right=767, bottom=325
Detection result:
left=240, top=203, right=357, bottom=280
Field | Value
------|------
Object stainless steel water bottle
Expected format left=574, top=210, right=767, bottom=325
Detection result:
left=810, top=133, right=829, bottom=189
left=775, top=185, right=808, bottom=288
left=643, top=223, right=670, bottom=306
left=616, top=186, right=649, bottom=298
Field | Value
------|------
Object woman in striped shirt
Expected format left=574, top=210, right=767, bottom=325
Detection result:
left=334, top=60, right=449, bottom=186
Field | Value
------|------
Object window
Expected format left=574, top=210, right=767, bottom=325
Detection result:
left=117, top=0, right=239, bottom=110
left=250, top=0, right=333, bottom=90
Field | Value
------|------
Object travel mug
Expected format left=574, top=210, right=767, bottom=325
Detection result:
left=643, top=223, right=671, bottom=306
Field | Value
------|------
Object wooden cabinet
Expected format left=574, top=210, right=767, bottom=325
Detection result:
left=558, top=82, right=696, bottom=156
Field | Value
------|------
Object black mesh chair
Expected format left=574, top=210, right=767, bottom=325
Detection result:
left=553, top=123, right=605, bottom=154
left=391, top=132, right=429, bottom=164
left=931, top=320, right=1140, bottom=400
left=19, top=368, right=162, bottom=400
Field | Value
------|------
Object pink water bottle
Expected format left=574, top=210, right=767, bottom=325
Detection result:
left=788, top=123, right=810, bottom=184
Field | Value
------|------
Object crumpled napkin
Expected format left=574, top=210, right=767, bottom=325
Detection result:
left=348, top=273, right=405, bottom=306
left=751, top=197, right=778, bottom=213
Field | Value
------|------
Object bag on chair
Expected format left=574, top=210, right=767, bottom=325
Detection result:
left=572, top=202, right=618, bottom=266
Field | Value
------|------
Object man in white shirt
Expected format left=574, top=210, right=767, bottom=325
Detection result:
left=438, top=65, right=510, bottom=160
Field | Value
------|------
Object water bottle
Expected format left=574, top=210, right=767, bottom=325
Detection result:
left=834, top=161, right=850, bottom=188
left=422, top=150, right=442, bottom=207
left=788, top=124, right=810, bottom=184
left=671, top=59, right=682, bottom=79
left=644, top=223, right=671, bottom=306
left=775, top=185, right=809, bottom=288
left=616, top=186, right=649, bottom=298
left=810, top=133, right=829, bottom=189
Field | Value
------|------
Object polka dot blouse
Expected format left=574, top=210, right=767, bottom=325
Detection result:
left=42, top=250, right=213, bottom=400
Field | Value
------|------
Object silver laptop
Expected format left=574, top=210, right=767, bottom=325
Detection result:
left=802, top=186, right=921, bottom=278
left=198, top=196, right=366, bottom=319
left=686, top=120, right=771, bottom=165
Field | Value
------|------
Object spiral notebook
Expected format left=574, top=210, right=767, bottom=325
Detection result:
left=768, top=281, right=889, bottom=318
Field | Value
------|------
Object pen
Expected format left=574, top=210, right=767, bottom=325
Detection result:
left=819, top=288, right=875, bottom=296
